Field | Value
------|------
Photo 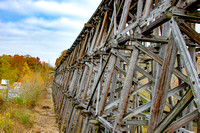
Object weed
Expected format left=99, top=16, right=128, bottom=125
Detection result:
left=14, top=97, right=24, bottom=105
left=4, top=119, right=14, bottom=133
left=21, top=114, right=31, bottom=125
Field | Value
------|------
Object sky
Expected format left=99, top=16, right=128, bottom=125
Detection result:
left=0, top=0, right=101, bottom=66
left=0, top=1, right=199, bottom=67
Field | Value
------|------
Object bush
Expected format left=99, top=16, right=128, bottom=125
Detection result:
left=21, top=114, right=31, bottom=125
left=14, top=97, right=24, bottom=105
left=0, top=113, right=15, bottom=133
left=0, top=114, right=4, bottom=129
left=19, top=72, right=45, bottom=106
left=12, top=108, right=33, bottom=128
left=4, top=119, right=14, bottom=133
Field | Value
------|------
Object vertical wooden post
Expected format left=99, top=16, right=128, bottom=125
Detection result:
left=114, top=46, right=139, bottom=131
left=76, top=65, right=89, bottom=99
left=69, top=69, right=78, bottom=94
left=136, top=0, right=143, bottom=20
left=171, top=17, right=200, bottom=111
left=96, top=10, right=108, bottom=48
left=118, top=0, right=132, bottom=32
left=64, top=71, right=72, bottom=91
left=109, top=58, right=119, bottom=107
left=185, top=46, right=196, bottom=130
left=78, top=32, right=89, bottom=60
left=81, top=64, right=94, bottom=102
left=96, top=56, right=103, bottom=115
left=59, top=96, right=66, bottom=118
left=60, top=99, right=71, bottom=132
left=65, top=103, right=75, bottom=132
left=67, top=108, right=76, bottom=133
left=148, top=34, right=177, bottom=132
left=142, top=0, right=153, bottom=19
left=89, top=22, right=101, bottom=53
left=82, top=115, right=89, bottom=133
left=72, top=111, right=82, bottom=133
left=99, top=54, right=117, bottom=115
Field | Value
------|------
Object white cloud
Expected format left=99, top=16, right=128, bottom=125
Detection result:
left=33, top=1, right=91, bottom=17
left=0, top=0, right=101, bottom=66
left=0, top=0, right=101, bottom=18
left=0, top=18, right=79, bottom=66
left=24, top=17, right=84, bottom=30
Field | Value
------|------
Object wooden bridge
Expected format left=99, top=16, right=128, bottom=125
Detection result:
left=52, top=0, right=200, bottom=132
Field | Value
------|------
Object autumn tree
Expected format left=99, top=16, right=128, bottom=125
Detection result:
left=0, top=56, right=18, bottom=83
left=0, top=54, right=52, bottom=84
left=12, top=55, right=25, bottom=71
left=2, top=54, right=12, bottom=65
left=27, top=57, right=41, bottom=71
left=55, top=49, right=67, bottom=67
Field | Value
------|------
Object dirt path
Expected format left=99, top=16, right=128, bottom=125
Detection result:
left=26, top=87, right=59, bottom=133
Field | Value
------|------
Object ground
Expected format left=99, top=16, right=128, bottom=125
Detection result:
left=25, top=87, right=59, bottom=133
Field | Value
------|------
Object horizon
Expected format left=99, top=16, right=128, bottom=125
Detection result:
left=0, top=0, right=101, bottom=67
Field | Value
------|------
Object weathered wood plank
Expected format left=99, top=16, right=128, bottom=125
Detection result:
left=148, top=33, right=177, bottom=132
left=89, top=22, right=101, bottom=54
left=99, top=54, right=117, bottom=115
left=167, top=83, right=188, bottom=97
left=171, top=17, right=200, bottom=111
left=177, top=19, right=200, bottom=45
left=141, top=12, right=172, bottom=35
left=98, top=116, right=121, bottom=133
left=134, top=42, right=189, bottom=84
left=67, top=108, right=77, bottom=133
left=86, top=52, right=112, bottom=109
left=154, top=89, right=194, bottom=133
left=76, top=65, right=88, bottom=99
left=118, top=0, right=132, bottom=32
left=68, top=69, right=78, bottom=95
left=185, top=0, right=200, bottom=12
left=60, top=99, right=71, bottom=132
left=81, top=64, right=94, bottom=102
left=109, top=58, right=119, bottom=106
left=114, top=46, right=139, bottom=130
left=78, top=32, right=89, bottom=60
left=125, top=120, right=148, bottom=126
left=142, top=0, right=153, bottom=19
left=95, top=56, right=103, bottom=115
left=96, top=11, right=108, bottom=48
left=123, top=101, right=152, bottom=121
left=135, top=65, right=155, bottom=82
left=163, top=109, right=198, bottom=133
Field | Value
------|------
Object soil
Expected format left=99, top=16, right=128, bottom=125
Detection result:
left=25, top=87, right=59, bottom=133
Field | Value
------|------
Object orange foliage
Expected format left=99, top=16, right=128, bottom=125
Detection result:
left=55, top=49, right=67, bottom=67
left=27, top=57, right=40, bottom=70
left=12, top=55, right=26, bottom=71
left=0, top=54, right=53, bottom=84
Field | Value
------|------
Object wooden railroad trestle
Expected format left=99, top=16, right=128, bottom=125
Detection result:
left=52, top=0, right=200, bottom=132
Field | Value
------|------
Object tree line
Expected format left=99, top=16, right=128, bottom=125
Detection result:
left=0, top=54, right=54, bottom=84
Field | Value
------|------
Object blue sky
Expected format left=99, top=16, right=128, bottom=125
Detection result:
left=0, top=0, right=199, bottom=67
left=0, top=0, right=101, bottom=66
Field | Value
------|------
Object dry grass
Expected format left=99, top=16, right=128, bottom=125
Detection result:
left=0, top=71, right=54, bottom=132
